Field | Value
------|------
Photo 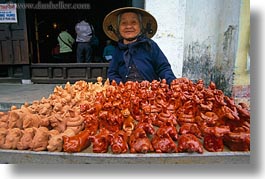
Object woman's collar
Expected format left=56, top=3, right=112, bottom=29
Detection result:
left=118, top=35, right=148, bottom=49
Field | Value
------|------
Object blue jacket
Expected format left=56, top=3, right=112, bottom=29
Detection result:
left=107, top=36, right=176, bottom=84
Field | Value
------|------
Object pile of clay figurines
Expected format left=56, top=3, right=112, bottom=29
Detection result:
left=0, top=77, right=250, bottom=154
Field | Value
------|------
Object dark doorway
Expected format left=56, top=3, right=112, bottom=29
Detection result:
left=26, top=0, right=132, bottom=63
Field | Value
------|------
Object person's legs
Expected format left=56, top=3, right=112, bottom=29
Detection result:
left=84, top=43, right=92, bottom=63
left=57, top=52, right=74, bottom=63
left=76, top=43, right=84, bottom=63
left=64, top=52, right=73, bottom=63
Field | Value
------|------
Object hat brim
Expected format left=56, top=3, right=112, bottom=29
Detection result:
left=103, top=7, right=157, bottom=42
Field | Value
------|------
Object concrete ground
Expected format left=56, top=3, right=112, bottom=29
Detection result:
left=0, top=83, right=63, bottom=111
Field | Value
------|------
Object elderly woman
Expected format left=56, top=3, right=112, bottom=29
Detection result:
left=103, top=7, right=176, bottom=84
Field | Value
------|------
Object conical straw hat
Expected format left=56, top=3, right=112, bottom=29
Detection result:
left=103, top=7, right=157, bottom=42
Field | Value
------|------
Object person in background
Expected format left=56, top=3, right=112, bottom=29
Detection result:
left=102, top=39, right=115, bottom=62
left=103, top=7, right=176, bottom=84
left=75, top=17, right=93, bottom=63
left=57, top=24, right=75, bottom=63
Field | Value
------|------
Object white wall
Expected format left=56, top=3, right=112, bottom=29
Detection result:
left=145, top=0, right=186, bottom=78
left=145, top=0, right=242, bottom=96
left=183, top=0, right=241, bottom=95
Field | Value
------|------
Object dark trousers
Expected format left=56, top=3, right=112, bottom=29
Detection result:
left=59, top=52, right=73, bottom=63
left=76, top=42, right=92, bottom=63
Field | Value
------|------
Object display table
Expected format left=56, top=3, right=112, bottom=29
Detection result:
left=0, top=149, right=250, bottom=164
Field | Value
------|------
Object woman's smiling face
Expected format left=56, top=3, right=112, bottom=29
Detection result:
left=119, top=12, right=141, bottom=44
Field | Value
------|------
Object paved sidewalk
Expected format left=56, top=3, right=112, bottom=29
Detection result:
left=0, top=83, right=63, bottom=111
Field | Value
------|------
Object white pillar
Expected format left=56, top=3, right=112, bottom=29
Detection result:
left=145, top=0, right=186, bottom=77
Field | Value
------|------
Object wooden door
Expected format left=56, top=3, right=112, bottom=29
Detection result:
left=0, top=0, right=29, bottom=65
